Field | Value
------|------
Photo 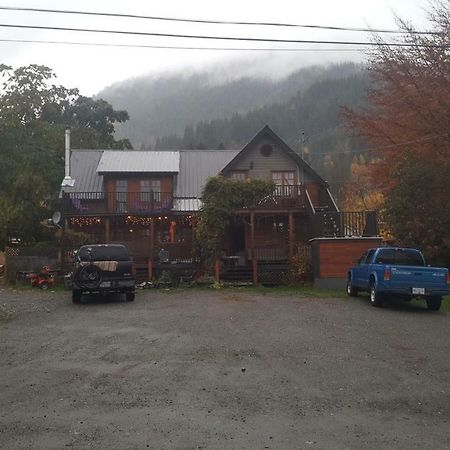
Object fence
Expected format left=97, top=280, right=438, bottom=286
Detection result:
left=4, top=246, right=59, bottom=284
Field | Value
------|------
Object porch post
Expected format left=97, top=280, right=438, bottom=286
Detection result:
left=250, top=211, right=255, bottom=259
left=150, top=219, right=155, bottom=260
left=250, top=211, right=258, bottom=285
left=252, top=257, right=258, bottom=285
left=147, top=259, right=153, bottom=281
left=105, top=217, right=111, bottom=243
left=288, top=212, right=294, bottom=260
left=215, top=258, right=221, bottom=283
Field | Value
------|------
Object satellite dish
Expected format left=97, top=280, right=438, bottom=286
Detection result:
left=52, top=211, right=62, bottom=225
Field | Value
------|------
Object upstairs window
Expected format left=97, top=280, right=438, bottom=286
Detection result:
left=272, top=171, right=295, bottom=196
left=140, top=179, right=161, bottom=202
left=271, top=171, right=295, bottom=185
left=230, top=171, right=248, bottom=182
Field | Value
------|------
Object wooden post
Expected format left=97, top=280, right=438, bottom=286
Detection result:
left=252, top=257, right=258, bottom=285
left=250, top=211, right=255, bottom=259
left=215, top=258, right=221, bottom=283
left=147, top=258, right=153, bottom=281
left=59, top=221, right=66, bottom=270
left=288, top=212, right=294, bottom=260
left=150, top=219, right=155, bottom=260
left=105, top=217, right=111, bottom=243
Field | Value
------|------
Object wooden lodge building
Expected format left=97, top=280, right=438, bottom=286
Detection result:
left=61, top=126, right=381, bottom=287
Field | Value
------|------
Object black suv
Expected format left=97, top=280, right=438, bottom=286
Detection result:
left=72, top=244, right=135, bottom=303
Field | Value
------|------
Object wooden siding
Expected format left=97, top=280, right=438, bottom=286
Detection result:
left=312, top=238, right=383, bottom=278
left=229, top=136, right=316, bottom=182
left=305, top=182, right=320, bottom=207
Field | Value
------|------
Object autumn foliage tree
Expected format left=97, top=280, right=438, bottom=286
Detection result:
left=344, top=1, right=450, bottom=266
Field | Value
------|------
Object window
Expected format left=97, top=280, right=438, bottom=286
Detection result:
left=272, top=171, right=295, bottom=195
left=272, top=171, right=295, bottom=185
left=358, top=252, right=368, bottom=265
left=140, top=179, right=161, bottom=202
left=365, top=249, right=376, bottom=264
left=374, top=249, right=425, bottom=266
left=230, top=171, right=248, bottom=181
left=116, top=180, right=127, bottom=213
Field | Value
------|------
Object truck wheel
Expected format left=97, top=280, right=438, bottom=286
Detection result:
left=126, top=292, right=135, bottom=302
left=370, top=284, right=383, bottom=307
left=426, top=296, right=442, bottom=311
left=346, top=278, right=358, bottom=297
left=72, top=290, right=82, bottom=304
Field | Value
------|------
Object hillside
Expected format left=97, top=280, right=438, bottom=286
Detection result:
left=98, top=63, right=364, bottom=150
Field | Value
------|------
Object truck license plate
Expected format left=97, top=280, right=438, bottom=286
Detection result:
left=100, top=281, right=111, bottom=288
left=412, top=287, right=425, bottom=295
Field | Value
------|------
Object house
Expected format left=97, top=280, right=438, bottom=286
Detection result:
left=60, top=125, right=381, bottom=287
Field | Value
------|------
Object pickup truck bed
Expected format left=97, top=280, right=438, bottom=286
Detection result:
left=347, top=247, right=449, bottom=310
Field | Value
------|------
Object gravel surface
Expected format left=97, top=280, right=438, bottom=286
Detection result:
left=0, top=287, right=449, bottom=449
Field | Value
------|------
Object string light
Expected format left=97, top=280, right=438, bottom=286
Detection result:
left=70, top=217, right=102, bottom=227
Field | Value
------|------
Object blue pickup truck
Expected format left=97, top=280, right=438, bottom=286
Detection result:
left=347, top=247, right=449, bottom=310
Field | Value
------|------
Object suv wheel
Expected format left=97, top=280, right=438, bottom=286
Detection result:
left=370, top=284, right=383, bottom=307
left=426, top=296, right=442, bottom=311
left=126, top=292, right=135, bottom=302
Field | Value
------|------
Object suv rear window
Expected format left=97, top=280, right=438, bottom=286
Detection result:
left=78, top=245, right=130, bottom=261
left=374, top=249, right=425, bottom=266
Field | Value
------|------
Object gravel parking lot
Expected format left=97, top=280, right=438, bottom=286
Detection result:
left=1, top=286, right=449, bottom=449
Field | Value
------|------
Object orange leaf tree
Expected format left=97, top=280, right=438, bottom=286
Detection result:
left=344, top=1, right=450, bottom=266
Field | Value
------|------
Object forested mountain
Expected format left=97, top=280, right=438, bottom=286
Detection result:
left=99, top=62, right=370, bottom=199
left=98, top=63, right=364, bottom=150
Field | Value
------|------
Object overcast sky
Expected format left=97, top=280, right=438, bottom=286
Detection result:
left=0, top=0, right=433, bottom=95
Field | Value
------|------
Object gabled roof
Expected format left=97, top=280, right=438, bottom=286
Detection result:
left=97, top=150, right=179, bottom=173
left=221, top=125, right=328, bottom=186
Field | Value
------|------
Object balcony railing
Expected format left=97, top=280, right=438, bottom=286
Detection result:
left=62, top=192, right=174, bottom=215
left=311, top=211, right=378, bottom=238
left=245, top=184, right=307, bottom=210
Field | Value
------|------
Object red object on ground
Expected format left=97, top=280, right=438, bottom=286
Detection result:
left=29, top=266, right=55, bottom=290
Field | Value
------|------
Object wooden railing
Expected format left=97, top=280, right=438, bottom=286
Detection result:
left=62, top=192, right=174, bottom=215
left=248, top=184, right=307, bottom=210
left=311, top=211, right=378, bottom=238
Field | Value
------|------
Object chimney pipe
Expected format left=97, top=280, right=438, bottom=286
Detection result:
left=65, top=127, right=70, bottom=178
left=61, top=127, right=75, bottom=187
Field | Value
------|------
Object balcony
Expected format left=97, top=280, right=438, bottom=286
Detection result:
left=311, top=211, right=379, bottom=238
left=62, top=192, right=173, bottom=216
left=239, top=184, right=308, bottom=211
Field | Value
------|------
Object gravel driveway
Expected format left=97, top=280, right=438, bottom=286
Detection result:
left=1, top=287, right=449, bottom=449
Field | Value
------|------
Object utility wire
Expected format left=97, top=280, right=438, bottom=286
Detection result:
left=0, top=5, right=437, bottom=35
left=0, top=37, right=369, bottom=52
left=0, top=23, right=445, bottom=47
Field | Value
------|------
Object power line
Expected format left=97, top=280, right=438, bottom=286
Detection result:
left=0, top=23, right=445, bottom=48
left=0, top=5, right=437, bottom=35
left=0, top=37, right=369, bottom=52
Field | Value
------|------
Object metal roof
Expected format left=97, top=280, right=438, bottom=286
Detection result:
left=97, top=151, right=179, bottom=173
left=61, top=149, right=239, bottom=211
left=175, top=150, right=240, bottom=199
left=62, top=150, right=104, bottom=193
